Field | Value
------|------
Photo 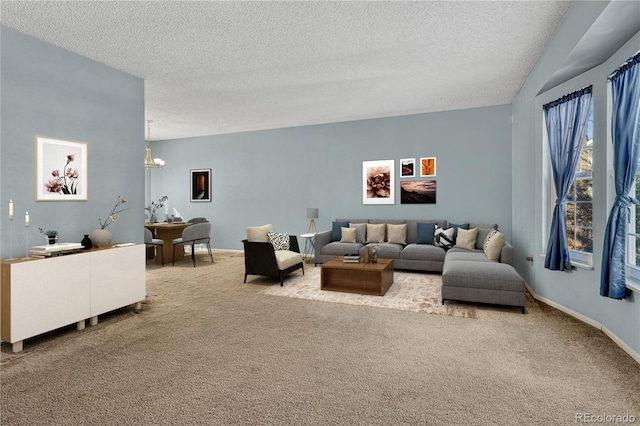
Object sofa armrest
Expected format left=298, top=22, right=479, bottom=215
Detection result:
left=314, top=230, right=332, bottom=254
left=500, top=242, right=515, bottom=266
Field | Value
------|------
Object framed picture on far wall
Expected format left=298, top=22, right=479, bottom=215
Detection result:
left=363, top=159, right=395, bottom=205
left=35, top=136, right=88, bottom=201
left=400, top=158, right=415, bottom=177
left=401, top=180, right=436, bottom=204
left=190, top=168, right=211, bottom=202
left=420, top=157, right=436, bottom=177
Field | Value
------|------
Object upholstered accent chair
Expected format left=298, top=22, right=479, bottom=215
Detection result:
left=144, top=228, right=164, bottom=265
left=172, top=222, right=213, bottom=267
left=243, top=224, right=304, bottom=286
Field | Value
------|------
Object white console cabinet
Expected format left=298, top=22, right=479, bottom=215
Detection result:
left=1, top=244, right=145, bottom=352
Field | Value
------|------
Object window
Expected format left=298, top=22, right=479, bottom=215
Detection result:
left=627, top=151, right=640, bottom=284
left=566, top=103, right=593, bottom=265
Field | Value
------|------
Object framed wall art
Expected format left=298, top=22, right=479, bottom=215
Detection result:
left=363, top=160, right=395, bottom=205
left=190, top=168, right=211, bottom=202
left=35, top=136, right=88, bottom=201
left=400, top=158, right=415, bottom=177
left=400, top=180, right=436, bottom=204
left=420, top=157, right=436, bottom=177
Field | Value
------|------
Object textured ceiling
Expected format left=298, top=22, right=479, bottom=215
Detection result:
left=1, top=1, right=572, bottom=140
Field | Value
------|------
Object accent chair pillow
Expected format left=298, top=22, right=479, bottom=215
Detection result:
left=366, top=223, right=386, bottom=243
left=331, top=221, right=349, bottom=242
left=416, top=222, right=436, bottom=245
left=246, top=224, right=274, bottom=242
left=267, top=231, right=290, bottom=251
left=434, top=226, right=455, bottom=249
left=455, top=228, right=478, bottom=251
left=387, top=223, right=407, bottom=245
left=483, top=229, right=505, bottom=261
left=340, top=227, right=357, bottom=244
left=349, top=223, right=367, bottom=244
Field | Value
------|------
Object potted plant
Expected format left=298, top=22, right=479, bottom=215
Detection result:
left=39, top=227, right=59, bottom=245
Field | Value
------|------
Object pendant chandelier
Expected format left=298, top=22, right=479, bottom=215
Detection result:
left=144, top=120, right=165, bottom=169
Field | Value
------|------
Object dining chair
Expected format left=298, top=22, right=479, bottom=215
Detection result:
left=172, top=222, right=213, bottom=267
left=144, top=228, right=164, bottom=266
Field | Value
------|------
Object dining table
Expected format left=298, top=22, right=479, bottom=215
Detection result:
left=144, top=222, right=192, bottom=265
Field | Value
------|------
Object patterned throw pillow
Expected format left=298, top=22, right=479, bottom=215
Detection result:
left=267, top=231, right=290, bottom=251
left=434, top=226, right=455, bottom=249
left=483, top=229, right=505, bottom=261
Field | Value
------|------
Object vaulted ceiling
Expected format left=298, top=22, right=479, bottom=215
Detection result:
left=1, top=1, right=575, bottom=140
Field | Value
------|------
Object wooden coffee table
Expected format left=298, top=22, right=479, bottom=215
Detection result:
left=320, top=257, right=394, bottom=296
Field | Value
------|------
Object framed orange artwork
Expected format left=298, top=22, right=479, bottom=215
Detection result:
left=420, top=157, right=436, bottom=177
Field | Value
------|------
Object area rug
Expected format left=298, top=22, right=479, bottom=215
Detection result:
left=260, top=265, right=477, bottom=318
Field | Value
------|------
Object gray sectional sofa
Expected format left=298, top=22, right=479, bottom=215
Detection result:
left=314, top=218, right=525, bottom=312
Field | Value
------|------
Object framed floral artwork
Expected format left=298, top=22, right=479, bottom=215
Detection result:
left=363, top=160, right=395, bottom=205
left=190, top=168, right=212, bottom=202
left=400, top=158, right=415, bottom=177
left=35, top=136, right=88, bottom=201
left=420, top=157, right=436, bottom=177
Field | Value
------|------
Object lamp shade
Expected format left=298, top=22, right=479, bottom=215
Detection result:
left=306, top=208, right=318, bottom=219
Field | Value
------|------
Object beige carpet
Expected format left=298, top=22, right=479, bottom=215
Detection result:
left=260, top=266, right=477, bottom=318
left=1, top=251, right=639, bottom=425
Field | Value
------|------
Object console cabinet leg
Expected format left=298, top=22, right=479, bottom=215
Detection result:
left=77, top=320, right=86, bottom=330
left=12, top=341, right=23, bottom=353
left=89, top=316, right=98, bottom=326
left=135, top=301, right=142, bottom=311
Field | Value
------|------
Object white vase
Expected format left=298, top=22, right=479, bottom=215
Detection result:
left=89, top=229, right=113, bottom=248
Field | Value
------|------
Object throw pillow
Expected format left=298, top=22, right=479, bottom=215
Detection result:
left=267, top=231, right=290, bottom=251
left=340, top=227, right=357, bottom=244
left=331, top=221, right=349, bottom=242
left=387, top=223, right=407, bottom=245
left=434, top=226, right=455, bottom=249
left=455, top=228, right=478, bottom=251
left=416, top=222, right=436, bottom=245
left=246, top=224, right=273, bottom=242
left=483, top=229, right=506, bottom=261
left=349, top=223, right=367, bottom=244
left=448, top=222, right=469, bottom=243
left=476, top=227, right=497, bottom=250
left=366, top=223, right=386, bottom=243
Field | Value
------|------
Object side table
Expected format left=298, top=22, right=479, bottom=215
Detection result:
left=300, top=233, right=315, bottom=263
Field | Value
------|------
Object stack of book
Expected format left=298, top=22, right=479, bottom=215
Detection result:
left=343, top=255, right=360, bottom=263
left=30, top=242, right=84, bottom=258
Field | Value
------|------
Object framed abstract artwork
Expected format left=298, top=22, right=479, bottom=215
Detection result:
left=420, top=157, right=436, bottom=177
left=400, top=180, right=437, bottom=204
left=363, top=160, right=395, bottom=205
left=35, top=136, right=88, bottom=201
left=190, top=168, right=211, bottom=202
left=400, top=158, right=415, bottom=177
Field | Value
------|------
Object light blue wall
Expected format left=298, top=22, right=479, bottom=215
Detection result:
left=149, top=104, right=513, bottom=251
left=512, top=1, right=640, bottom=356
left=0, top=26, right=145, bottom=258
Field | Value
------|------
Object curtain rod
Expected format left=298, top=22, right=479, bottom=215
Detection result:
left=608, top=52, right=640, bottom=82
left=543, top=86, right=592, bottom=111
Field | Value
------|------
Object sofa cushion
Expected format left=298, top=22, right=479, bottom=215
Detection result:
left=274, top=250, right=303, bottom=270
left=400, top=243, right=446, bottom=262
left=349, top=223, right=367, bottom=244
left=417, top=222, right=436, bottom=244
left=267, top=231, right=290, bottom=250
left=387, top=223, right=407, bottom=245
left=367, top=243, right=404, bottom=259
left=483, top=229, right=505, bottom=261
left=434, top=226, right=454, bottom=249
left=446, top=250, right=492, bottom=263
left=455, top=228, right=478, bottom=250
left=340, top=227, right=357, bottom=243
left=246, top=224, right=273, bottom=242
left=366, top=223, right=386, bottom=243
left=331, top=221, right=349, bottom=242
left=322, top=241, right=363, bottom=256
left=442, top=261, right=524, bottom=293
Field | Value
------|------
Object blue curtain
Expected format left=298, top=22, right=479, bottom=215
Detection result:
left=544, top=87, right=593, bottom=271
left=601, top=53, right=640, bottom=299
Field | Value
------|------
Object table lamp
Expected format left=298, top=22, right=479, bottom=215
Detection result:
left=306, top=208, right=318, bottom=234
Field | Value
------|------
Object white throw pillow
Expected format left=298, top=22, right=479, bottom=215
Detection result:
left=455, top=228, right=478, bottom=251
left=483, top=229, right=505, bottom=261
left=340, top=227, right=357, bottom=244
left=366, top=223, right=386, bottom=243
left=387, top=223, right=407, bottom=245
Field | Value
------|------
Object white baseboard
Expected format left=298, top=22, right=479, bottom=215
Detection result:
left=525, top=283, right=640, bottom=364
